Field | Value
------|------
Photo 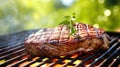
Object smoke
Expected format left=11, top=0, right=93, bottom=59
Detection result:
left=0, top=0, right=19, bottom=35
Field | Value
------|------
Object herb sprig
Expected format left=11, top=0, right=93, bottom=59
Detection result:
left=59, top=13, right=76, bottom=36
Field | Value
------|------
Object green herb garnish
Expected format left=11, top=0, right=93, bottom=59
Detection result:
left=59, top=13, right=76, bottom=36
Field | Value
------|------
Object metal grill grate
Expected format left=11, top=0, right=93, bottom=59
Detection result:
left=0, top=29, right=120, bottom=67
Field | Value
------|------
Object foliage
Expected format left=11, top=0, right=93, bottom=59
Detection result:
left=0, top=0, right=120, bottom=35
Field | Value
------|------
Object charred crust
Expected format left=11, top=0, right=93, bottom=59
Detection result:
left=24, top=23, right=110, bottom=57
left=49, top=40, right=59, bottom=45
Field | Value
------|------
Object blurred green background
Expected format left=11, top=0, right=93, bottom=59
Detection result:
left=0, top=0, right=120, bottom=35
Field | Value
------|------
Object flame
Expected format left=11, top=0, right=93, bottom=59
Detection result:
left=67, top=66, right=74, bottom=67
left=53, top=64, right=63, bottom=67
left=32, top=57, right=39, bottom=61
left=52, top=59, right=58, bottom=62
left=40, top=64, right=49, bottom=67
left=71, top=53, right=78, bottom=58
left=30, top=62, right=40, bottom=67
left=73, top=60, right=82, bottom=65
left=0, top=59, right=5, bottom=64
left=60, top=56, right=65, bottom=58
left=42, top=58, right=48, bottom=61
left=22, top=54, right=30, bottom=59
left=63, top=60, right=71, bottom=63
left=19, top=61, right=30, bottom=67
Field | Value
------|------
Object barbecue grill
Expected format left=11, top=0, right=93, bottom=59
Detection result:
left=0, top=29, right=120, bottom=67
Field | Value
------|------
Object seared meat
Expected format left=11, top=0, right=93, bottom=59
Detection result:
left=24, top=23, right=109, bottom=57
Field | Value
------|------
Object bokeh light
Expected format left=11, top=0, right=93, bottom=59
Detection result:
left=104, top=9, right=111, bottom=16
left=0, top=0, right=120, bottom=35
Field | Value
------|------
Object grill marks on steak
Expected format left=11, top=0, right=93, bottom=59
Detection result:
left=24, top=23, right=109, bottom=57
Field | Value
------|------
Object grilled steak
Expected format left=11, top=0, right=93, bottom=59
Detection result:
left=24, top=23, right=109, bottom=57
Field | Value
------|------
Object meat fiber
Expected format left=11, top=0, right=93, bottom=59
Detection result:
left=24, top=23, right=109, bottom=57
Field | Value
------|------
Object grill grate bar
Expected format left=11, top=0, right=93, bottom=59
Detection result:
left=24, top=55, right=68, bottom=67
left=50, top=59, right=70, bottom=67
left=61, top=55, right=85, bottom=67
left=110, top=55, right=120, bottom=67
left=0, top=45, right=24, bottom=56
left=0, top=30, right=120, bottom=67
left=6, top=54, right=31, bottom=67
left=0, top=37, right=24, bottom=46
left=6, top=57, right=28, bottom=67
left=0, top=40, right=21, bottom=49
left=49, top=56, right=79, bottom=67
left=23, top=57, right=44, bottom=67
left=0, top=40, right=24, bottom=52
left=48, top=61, right=60, bottom=67
left=0, top=30, right=35, bottom=48
left=90, top=40, right=120, bottom=67
left=109, top=37, right=119, bottom=47
left=48, top=54, right=91, bottom=67
left=46, top=56, right=71, bottom=67
left=0, top=33, right=27, bottom=47
left=24, top=57, right=45, bottom=67
left=0, top=42, right=23, bottom=52
left=0, top=53, right=27, bottom=66
left=48, top=62, right=57, bottom=67
left=0, top=32, right=28, bottom=46
left=62, top=60, right=76, bottom=67
left=75, top=52, right=98, bottom=67
left=36, top=58, right=55, bottom=67
left=39, top=60, right=60, bottom=67
left=100, top=47, right=120, bottom=67
left=0, top=48, right=25, bottom=60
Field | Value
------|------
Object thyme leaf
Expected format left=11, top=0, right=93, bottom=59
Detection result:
left=59, top=13, right=76, bottom=36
